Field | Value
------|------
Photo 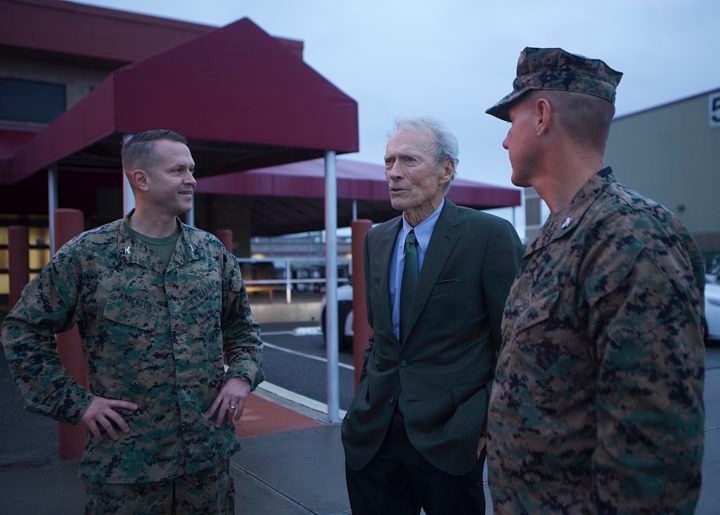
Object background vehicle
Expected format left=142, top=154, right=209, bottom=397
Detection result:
left=319, top=279, right=720, bottom=346
left=706, top=279, right=720, bottom=344
left=321, top=284, right=354, bottom=350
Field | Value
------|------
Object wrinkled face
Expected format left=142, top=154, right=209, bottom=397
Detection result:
left=384, top=127, right=452, bottom=225
left=143, top=139, right=196, bottom=216
left=502, top=98, right=539, bottom=188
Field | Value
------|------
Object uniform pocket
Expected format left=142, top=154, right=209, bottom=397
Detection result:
left=103, top=294, right=158, bottom=332
left=508, top=290, right=559, bottom=334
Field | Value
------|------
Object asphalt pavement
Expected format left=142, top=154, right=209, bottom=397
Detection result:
left=260, top=322, right=357, bottom=411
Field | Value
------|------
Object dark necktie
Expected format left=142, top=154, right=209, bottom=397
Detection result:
left=400, top=230, right=418, bottom=341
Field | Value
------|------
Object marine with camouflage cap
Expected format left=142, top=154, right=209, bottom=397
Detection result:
left=485, top=47, right=706, bottom=514
left=1, top=129, right=264, bottom=514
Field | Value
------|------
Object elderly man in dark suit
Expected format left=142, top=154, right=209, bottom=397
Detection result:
left=341, top=117, right=523, bottom=515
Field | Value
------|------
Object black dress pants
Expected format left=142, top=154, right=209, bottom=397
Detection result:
left=345, top=409, right=486, bottom=515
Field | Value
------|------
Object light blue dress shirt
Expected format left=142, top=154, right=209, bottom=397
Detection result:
left=390, top=199, right=444, bottom=339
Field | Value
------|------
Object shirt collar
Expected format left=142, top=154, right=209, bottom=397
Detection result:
left=402, top=199, right=444, bottom=252
left=118, top=211, right=200, bottom=268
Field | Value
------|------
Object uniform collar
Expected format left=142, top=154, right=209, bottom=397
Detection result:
left=526, top=167, right=615, bottom=255
left=116, top=211, right=202, bottom=270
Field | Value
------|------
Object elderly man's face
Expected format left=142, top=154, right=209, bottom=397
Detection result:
left=384, top=127, right=452, bottom=226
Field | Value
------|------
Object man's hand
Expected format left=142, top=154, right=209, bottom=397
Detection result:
left=206, top=377, right=251, bottom=428
left=80, top=397, right=138, bottom=442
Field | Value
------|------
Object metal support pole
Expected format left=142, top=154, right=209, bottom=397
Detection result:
left=187, top=196, right=195, bottom=227
left=122, top=134, right=135, bottom=216
left=47, top=165, right=58, bottom=253
left=324, top=150, right=339, bottom=423
left=285, top=260, right=292, bottom=304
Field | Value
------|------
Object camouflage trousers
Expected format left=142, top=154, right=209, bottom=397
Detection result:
left=84, top=461, right=234, bottom=514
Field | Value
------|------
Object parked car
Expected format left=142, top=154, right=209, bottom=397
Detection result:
left=320, top=284, right=354, bottom=349
left=320, top=279, right=720, bottom=346
left=706, top=279, right=720, bottom=343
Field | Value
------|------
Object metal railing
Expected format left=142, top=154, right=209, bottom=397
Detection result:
left=236, top=257, right=351, bottom=303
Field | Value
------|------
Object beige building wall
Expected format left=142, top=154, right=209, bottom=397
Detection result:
left=523, top=187, right=551, bottom=244
left=0, top=54, right=111, bottom=114
left=525, top=89, right=720, bottom=266
left=606, top=89, right=720, bottom=258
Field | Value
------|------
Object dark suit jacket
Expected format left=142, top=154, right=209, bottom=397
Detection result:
left=341, top=200, right=522, bottom=475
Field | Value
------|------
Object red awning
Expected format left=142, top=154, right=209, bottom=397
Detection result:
left=196, top=158, right=521, bottom=235
left=0, top=17, right=358, bottom=186
left=0, top=127, right=39, bottom=160
left=0, top=0, right=213, bottom=66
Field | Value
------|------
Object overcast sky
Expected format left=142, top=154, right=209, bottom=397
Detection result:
left=78, top=0, right=720, bottom=192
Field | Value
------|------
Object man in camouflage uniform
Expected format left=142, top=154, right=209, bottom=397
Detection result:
left=1, top=129, right=264, bottom=513
left=484, top=47, right=706, bottom=513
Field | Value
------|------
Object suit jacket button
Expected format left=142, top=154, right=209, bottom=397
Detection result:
left=388, top=397, right=395, bottom=404
left=400, top=361, right=408, bottom=367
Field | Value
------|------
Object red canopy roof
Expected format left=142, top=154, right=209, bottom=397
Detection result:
left=0, top=0, right=215, bottom=66
left=0, top=17, right=358, bottom=185
left=196, top=159, right=521, bottom=235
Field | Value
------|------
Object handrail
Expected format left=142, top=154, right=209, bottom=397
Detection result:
left=238, top=256, right=351, bottom=303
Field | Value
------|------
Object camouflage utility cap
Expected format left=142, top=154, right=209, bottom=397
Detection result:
left=486, top=47, right=623, bottom=121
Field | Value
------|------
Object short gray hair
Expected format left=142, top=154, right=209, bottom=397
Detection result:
left=392, top=117, right=459, bottom=184
left=121, top=129, right=187, bottom=174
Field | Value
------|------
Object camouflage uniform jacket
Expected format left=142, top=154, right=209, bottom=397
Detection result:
left=488, top=168, right=705, bottom=514
left=1, top=215, right=264, bottom=484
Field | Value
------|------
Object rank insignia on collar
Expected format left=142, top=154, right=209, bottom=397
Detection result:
left=561, top=217, right=573, bottom=230
left=122, top=245, right=131, bottom=255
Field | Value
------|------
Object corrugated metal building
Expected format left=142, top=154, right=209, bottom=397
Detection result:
left=606, top=89, right=720, bottom=264
left=525, top=88, right=720, bottom=270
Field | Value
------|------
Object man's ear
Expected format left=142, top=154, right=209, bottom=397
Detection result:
left=128, top=169, right=149, bottom=191
left=440, top=158, right=454, bottom=184
left=534, top=97, right=552, bottom=136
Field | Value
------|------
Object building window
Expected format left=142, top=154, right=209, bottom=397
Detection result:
left=0, top=77, right=66, bottom=123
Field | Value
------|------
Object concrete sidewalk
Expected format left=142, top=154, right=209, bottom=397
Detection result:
left=0, top=422, right=351, bottom=515
left=0, top=353, right=351, bottom=514
left=1, top=351, right=719, bottom=514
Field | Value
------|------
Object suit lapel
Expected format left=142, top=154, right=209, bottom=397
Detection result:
left=375, top=218, right=402, bottom=336
left=402, top=201, right=461, bottom=344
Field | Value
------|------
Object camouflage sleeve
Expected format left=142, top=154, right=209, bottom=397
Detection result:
left=220, top=248, right=264, bottom=390
left=587, top=243, right=704, bottom=513
left=1, top=249, right=94, bottom=424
